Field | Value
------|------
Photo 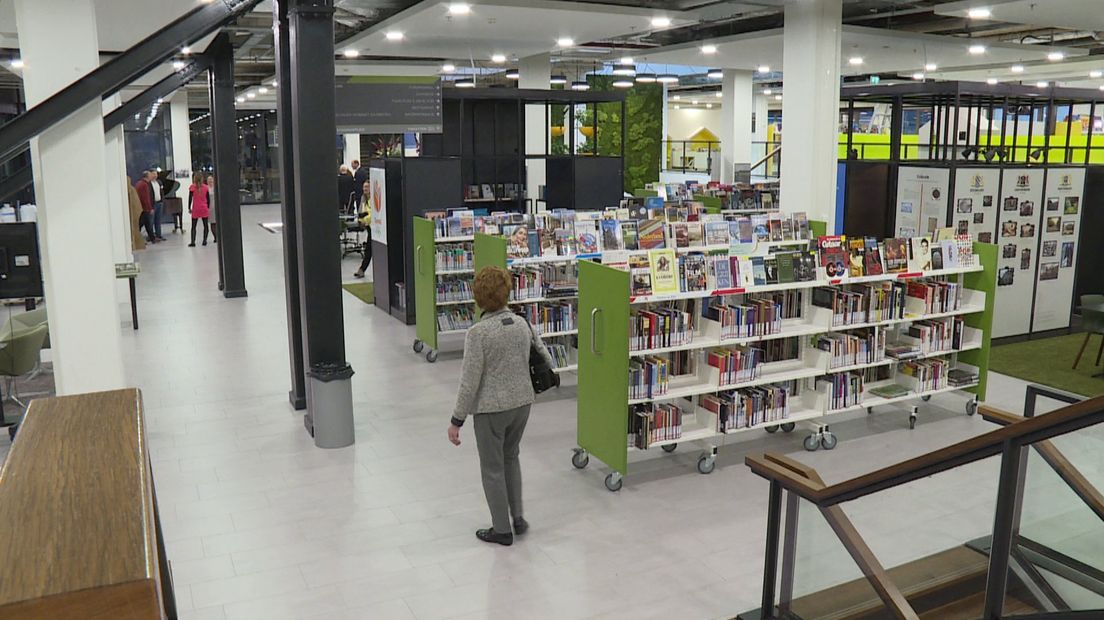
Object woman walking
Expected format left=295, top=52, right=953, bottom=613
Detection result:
left=187, top=172, right=211, bottom=246
left=447, top=266, right=555, bottom=546
left=352, top=180, right=373, bottom=279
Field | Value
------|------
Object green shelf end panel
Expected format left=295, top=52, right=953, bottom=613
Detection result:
left=693, top=194, right=723, bottom=214
left=473, top=233, right=507, bottom=319
left=809, top=220, right=827, bottom=240
left=960, top=242, right=997, bottom=402
left=633, top=189, right=659, bottom=199
left=412, top=217, right=438, bottom=351
left=577, top=261, right=631, bottom=476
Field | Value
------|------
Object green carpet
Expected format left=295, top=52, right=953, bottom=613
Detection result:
left=989, top=333, right=1104, bottom=398
left=341, top=281, right=375, bottom=305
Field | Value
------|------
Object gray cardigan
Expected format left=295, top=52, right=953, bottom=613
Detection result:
left=451, top=309, right=554, bottom=425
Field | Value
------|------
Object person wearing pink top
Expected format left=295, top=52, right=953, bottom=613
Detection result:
left=188, top=172, right=211, bottom=246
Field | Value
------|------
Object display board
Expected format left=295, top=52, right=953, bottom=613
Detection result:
left=950, top=167, right=1000, bottom=244
left=334, top=76, right=442, bottom=133
left=993, top=168, right=1045, bottom=338
left=895, top=166, right=949, bottom=238
left=1032, top=168, right=1085, bottom=332
left=369, top=167, right=388, bottom=245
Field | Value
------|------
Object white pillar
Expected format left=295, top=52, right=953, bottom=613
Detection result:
left=343, top=134, right=360, bottom=168
left=15, top=0, right=125, bottom=394
left=754, top=93, right=769, bottom=148
left=169, top=91, right=193, bottom=233
left=780, top=0, right=842, bottom=227
left=103, top=95, right=134, bottom=324
left=720, top=70, right=754, bottom=184
left=519, top=54, right=550, bottom=207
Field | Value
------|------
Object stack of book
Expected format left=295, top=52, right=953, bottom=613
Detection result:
left=704, top=298, right=782, bottom=339
left=629, top=306, right=694, bottom=351
left=436, top=307, right=476, bottom=331
left=629, top=356, right=670, bottom=400
left=868, top=382, right=911, bottom=399
left=815, top=329, right=885, bottom=369
left=546, top=343, right=575, bottom=369
left=627, top=403, right=683, bottom=449
left=700, top=384, right=790, bottom=432
left=519, top=303, right=576, bottom=334
left=904, top=280, right=962, bottom=315
left=510, top=268, right=543, bottom=301
left=435, top=243, right=473, bottom=271
left=899, top=358, right=950, bottom=392
left=948, top=367, right=978, bottom=387
left=707, top=346, right=764, bottom=385
left=436, top=278, right=472, bottom=303
left=820, top=371, right=865, bottom=410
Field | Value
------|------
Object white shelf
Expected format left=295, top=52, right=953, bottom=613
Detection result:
left=510, top=295, right=578, bottom=305
left=628, top=361, right=822, bottom=405
left=436, top=268, right=474, bottom=276
left=826, top=381, right=979, bottom=415
left=436, top=299, right=475, bottom=306
left=826, top=358, right=894, bottom=374
left=633, top=406, right=824, bottom=451
left=553, top=364, right=578, bottom=373
left=435, top=235, right=474, bottom=243
left=539, top=329, right=578, bottom=338
left=438, top=328, right=470, bottom=336
left=508, top=255, right=585, bottom=266
left=630, top=319, right=824, bottom=357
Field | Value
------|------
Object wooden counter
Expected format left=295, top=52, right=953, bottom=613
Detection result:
left=0, top=388, right=174, bottom=619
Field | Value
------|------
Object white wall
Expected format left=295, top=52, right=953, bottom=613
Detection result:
left=667, top=107, right=724, bottom=141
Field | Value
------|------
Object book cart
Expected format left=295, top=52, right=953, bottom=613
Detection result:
left=573, top=241, right=997, bottom=492
left=411, top=216, right=477, bottom=363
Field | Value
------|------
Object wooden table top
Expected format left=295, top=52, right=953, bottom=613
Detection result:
left=0, top=388, right=163, bottom=618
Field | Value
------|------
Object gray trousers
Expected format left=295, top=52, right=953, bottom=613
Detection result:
left=473, top=404, right=531, bottom=534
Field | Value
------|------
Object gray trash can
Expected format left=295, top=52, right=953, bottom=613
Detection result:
left=306, top=362, right=355, bottom=449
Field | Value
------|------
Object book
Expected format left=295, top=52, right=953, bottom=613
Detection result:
left=941, top=239, right=959, bottom=268
left=686, top=222, right=705, bottom=247
left=932, top=227, right=956, bottom=242
left=648, top=249, right=679, bottom=295
left=869, top=383, right=910, bottom=399
left=630, top=254, right=653, bottom=296
left=638, top=219, right=666, bottom=250
left=603, top=250, right=629, bottom=271
left=776, top=252, right=795, bottom=283
left=681, top=254, right=708, bottom=291
left=527, top=229, right=541, bottom=258
left=670, top=222, right=690, bottom=248
left=713, top=255, right=734, bottom=289
left=781, top=218, right=794, bottom=241
left=862, top=237, right=884, bottom=276
left=817, top=236, right=848, bottom=279
left=929, top=244, right=944, bottom=270
left=600, top=219, right=624, bottom=251
left=847, top=238, right=866, bottom=277
left=751, top=256, right=767, bottom=285
left=793, top=212, right=810, bottom=240
left=622, top=220, right=639, bottom=251
left=644, top=196, right=664, bottom=211
left=768, top=214, right=783, bottom=241
left=883, top=238, right=909, bottom=273
left=737, top=217, right=753, bottom=243
left=752, top=215, right=769, bottom=241
left=481, top=184, right=494, bottom=199
left=763, top=256, right=779, bottom=284
left=738, top=257, right=756, bottom=287
left=908, top=237, right=933, bottom=272
left=576, top=220, right=601, bottom=254
left=705, top=221, right=730, bottom=246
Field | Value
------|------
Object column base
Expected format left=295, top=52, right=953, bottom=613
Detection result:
left=223, top=289, right=248, bottom=299
left=289, top=390, right=306, bottom=411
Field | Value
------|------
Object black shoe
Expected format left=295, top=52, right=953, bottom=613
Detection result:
left=513, top=517, right=529, bottom=536
left=188, top=243, right=196, bottom=247
left=202, top=241, right=208, bottom=246
left=475, top=528, right=513, bottom=546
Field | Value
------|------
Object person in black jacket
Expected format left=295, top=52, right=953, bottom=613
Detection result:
left=337, top=165, right=355, bottom=212
left=352, top=160, right=369, bottom=204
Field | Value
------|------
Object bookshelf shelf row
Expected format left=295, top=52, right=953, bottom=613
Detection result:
left=436, top=268, right=474, bottom=276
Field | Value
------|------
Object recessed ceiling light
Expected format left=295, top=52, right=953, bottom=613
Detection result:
left=848, top=56, right=863, bottom=65
left=10, top=58, right=23, bottom=69
left=1011, top=64, right=1024, bottom=73
left=557, top=37, right=574, bottom=47
left=691, top=99, right=698, bottom=105
left=246, top=92, right=256, bottom=99
left=635, top=73, right=657, bottom=83
left=757, top=65, right=770, bottom=74
left=763, top=88, right=772, bottom=95
left=672, top=94, right=680, bottom=100
left=571, top=80, right=590, bottom=91
left=505, top=68, right=520, bottom=79
left=181, top=46, right=191, bottom=55
left=968, top=44, right=986, bottom=55
left=651, top=16, right=671, bottom=28
left=550, top=74, right=567, bottom=85
left=258, top=87, right=269, bottom=94
left=967, top=7, right=991, bottom=19
left=924, top=63, right=937, bottom=71
left=385, top=31, right=404, bottom=41
left=271, top=80, right=278, bottom=87
left=612, top=78, right=633, bottom=88
left=1036, top=81, right=1048, bottom=88
left=1046, top=51, right=1064, bottom=62
left=172, top=60, right=185, bottom=70
left=236, top=96, right=245, bottom=103
left=657, top=73, right=678, bottom=84
left=912, top=72, right=925, bottom=80
left=455, top=77, right=476, bottom=88
left=707, top=68, right=722, bottom=79
left=1090, top=70, right=1104, bottom=79
left=705, top=103, right=712, bottom=109
left=1099, top=85, right=1104, bottom=91
left=447, top=3, right=470, bottom=15
left=442, top=63, right=456, bottom=73
left=343, top=49, right=359, bottom=58
left=986, top=77, right=998, bottom=85
left=774, top=94, right=782, bottom=101
left=673, top=104, right=680, bottom=110
left=491, top=53, right=506, bottom=63
left=620, top=56, right=634, bottom=65
left=701, top=44, right=717, bottom=55
left=715, top=91, right=722, bottom=98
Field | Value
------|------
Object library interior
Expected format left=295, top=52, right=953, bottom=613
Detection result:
left=4, top=0, right=1104, bottom=618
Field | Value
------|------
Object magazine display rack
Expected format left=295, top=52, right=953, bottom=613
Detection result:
left=411, top=216, right=476, bottom=363
left=573, top=240, right=997, bottom=491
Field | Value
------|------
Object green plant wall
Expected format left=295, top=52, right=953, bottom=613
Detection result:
left=586, top=75, right=662, bottom=193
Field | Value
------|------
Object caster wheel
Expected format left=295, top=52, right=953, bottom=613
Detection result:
left=821, top=433, right=838, bottom=450
left=697, top=455, right=716, bottom=474
left=804, top=434, right=820, bottom=451
left=780, top=422, right=796, bottom=433
left=571, top=449, right=589, bottom=469
left=909, top=416, right=917, bottom=430
left=413, top=339, right=424, bottom=353
left=661, top=443, right=677, bottom=453
left=425, top=350, right=438, bottom=363
left=867, top=407, right=873, bottom=415
left=921, top=395, right=931, bottom=402
left=604, top=473, right=623, bottom=492
left=765, top=425, right=779, bottom=434
left=7, top=426, right=15, bottom=441
left=966, top=400, right=978, bottom=416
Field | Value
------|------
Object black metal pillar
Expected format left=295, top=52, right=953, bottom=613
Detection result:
left=760, top=480, right=783, bottom=618
left=287, top=0, right=351, bottom=422
left=273, top=0, right=307, bottom=410
left=208, top=33, right=247, bottom=298
left=889, top=96, right=903, bottom=161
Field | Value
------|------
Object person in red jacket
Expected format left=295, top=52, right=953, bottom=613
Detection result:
left=134, top=171, right=158, bottom=243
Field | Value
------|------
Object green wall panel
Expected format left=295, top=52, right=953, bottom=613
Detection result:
left=412, top=217, right=438, bottom=351
left=577, top=260, right=630, bottom=475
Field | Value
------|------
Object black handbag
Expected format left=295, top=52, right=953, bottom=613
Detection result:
left=526, top=322, right=560, bottom=394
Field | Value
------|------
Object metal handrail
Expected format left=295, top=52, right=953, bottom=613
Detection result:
left=750, top=145, right=780, bottom=173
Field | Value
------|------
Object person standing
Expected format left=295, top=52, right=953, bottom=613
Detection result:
left=352, top=159, right=369, bottom=205
left=150, top=168, right=166, bottom=241
left=353, top=179, right=373, bottom=279
left=337, top=165, right=355, bottom=212
left=206, top=175, right=217, bottom=242
left=188, top=172, right=211, bottom=247
left=134, top=171, right=157, bottom=243
left=447, top=266, right=556, bottom=546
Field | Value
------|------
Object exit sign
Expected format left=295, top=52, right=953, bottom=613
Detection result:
left=870, top=75, right=881, bottom=85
